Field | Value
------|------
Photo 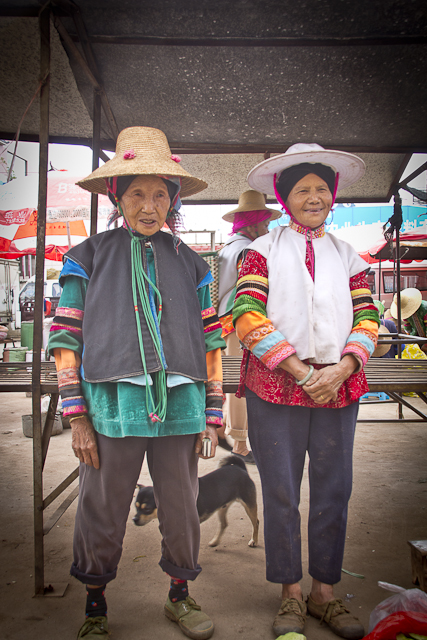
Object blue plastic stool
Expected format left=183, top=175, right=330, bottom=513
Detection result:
left=361, top=392, right=389, bottom=401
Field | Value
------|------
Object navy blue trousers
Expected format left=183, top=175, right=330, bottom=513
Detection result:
left=246, top=387, right=359, bottom=585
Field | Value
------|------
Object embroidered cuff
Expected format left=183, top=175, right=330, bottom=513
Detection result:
left=342, top=343, right=369, bottom=369
left=57, top=365, right=88, bottom=417
left=61, top=396, right=88, bottom=417
left=260, top=340, right=296, bottom=370
left=205, top=409, right=223, bottom=427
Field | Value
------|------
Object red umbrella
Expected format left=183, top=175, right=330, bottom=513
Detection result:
left=368, top=231, right=427, bottom=263
left=0, top=210, right=88, bottom=261
left=0, top=173, right=113, bottom=260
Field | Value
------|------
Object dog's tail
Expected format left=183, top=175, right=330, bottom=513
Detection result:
left=218, top=454, right=248, bottom=473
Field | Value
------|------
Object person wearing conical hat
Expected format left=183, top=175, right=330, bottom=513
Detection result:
left=233, top=143, right=380, bottom=638
left=217, top=190, right=281, bottom=462
left=391, top=288, right=427, bottom=348
left=47, top=127, right=225, bottom=640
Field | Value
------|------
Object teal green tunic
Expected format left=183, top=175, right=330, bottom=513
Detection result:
left=48, top=249, right=224, bottom=438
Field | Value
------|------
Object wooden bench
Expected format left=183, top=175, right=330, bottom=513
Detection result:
left=221, top=356, right=427, bottom=423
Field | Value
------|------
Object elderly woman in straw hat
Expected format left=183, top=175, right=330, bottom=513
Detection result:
left=232, top=143, right=380, bottom=638
left=47, top=127, right=225, bottom=640
left=217, top=190, right=281, bottom=462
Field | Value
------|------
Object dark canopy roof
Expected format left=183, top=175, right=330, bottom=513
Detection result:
left=1, top=0, right=426, bottom=203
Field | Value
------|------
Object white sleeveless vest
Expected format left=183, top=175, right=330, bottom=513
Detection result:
left=248, top=226, right=368, bottom=364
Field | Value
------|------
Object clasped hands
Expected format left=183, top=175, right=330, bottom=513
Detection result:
left=279, top=354, right=358, bottom=405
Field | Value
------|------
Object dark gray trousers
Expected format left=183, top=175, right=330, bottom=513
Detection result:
left=246, top=387, right=359, bottom=585
left=70, top=432, right=201, bottom=586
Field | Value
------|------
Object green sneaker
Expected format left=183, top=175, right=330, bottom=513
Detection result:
left=164, top=595, right=214, bottom=640
left=77, top=616, right=109, bottom=638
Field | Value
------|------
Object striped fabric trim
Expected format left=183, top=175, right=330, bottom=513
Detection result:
left=61, top=396, right=88, bottom=417
left=50, top=307, right=84, bottom=337
left=202, top=306, right=222, bottom=333
left=235, top=274, right=268, bottom=304
left=261, top=341, right=296, bottom=370
left=205, top=380, right=223, bottom=410
left=241, top=322, right=275, bottom=351
left=289, top=219, right=326, bottom=238
left=57, top=366, right=81, bottom=392
left=205, top=380, right=223, bottom=397
left=342, top=342, right=370, bottom=367
left=233, top=295, right=267, bottom=324
left=205, top=411, right=223, bottom=426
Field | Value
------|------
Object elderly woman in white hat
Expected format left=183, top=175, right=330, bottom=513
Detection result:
left=232, top=144, right=379, bottom=638
left=217, top=190, right=281, bottom=462
left=48, top=127, right=225, bottom=640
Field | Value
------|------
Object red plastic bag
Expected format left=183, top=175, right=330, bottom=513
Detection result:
left=363, top=611, right=427, bottom=640
left=369, top=583, right=427, bottom=632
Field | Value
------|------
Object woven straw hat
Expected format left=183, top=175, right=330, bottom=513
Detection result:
left=247, top=143, right=365, bottom=197
left=372, top=324, right=391, bottom=357
left=222, top=190, right=282, bottom=223
left=77, top=127, right=207, bottom=198
left=390, top=287, right=422, bottom=320
left=384, top=309, right=396, bottom=321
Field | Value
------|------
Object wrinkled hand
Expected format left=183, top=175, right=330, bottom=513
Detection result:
left=303, top=355, right=358, bottom=404
left=70, top=416, right=100, bottom=469
left=195, top=424, right=218, bottom=459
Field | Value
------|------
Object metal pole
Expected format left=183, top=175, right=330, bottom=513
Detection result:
left=90, top=90, right=101, bottom=236
left=33, top=5, right=50, bottom=597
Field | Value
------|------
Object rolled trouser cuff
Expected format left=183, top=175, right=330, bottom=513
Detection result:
left=159, top=556, right=202, bottom=581
left=70, top=562, right=117, bottom=586
left=225, top=426, right=247, bottom=441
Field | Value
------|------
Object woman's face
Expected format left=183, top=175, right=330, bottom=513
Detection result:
left=120, top=175, right=170, bottom=236
left=285, top=173, right=333, bottom=229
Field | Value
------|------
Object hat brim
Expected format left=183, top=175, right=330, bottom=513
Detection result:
left=77, top=158, right=207, bottom=199
left=247, top=149, right=365, bottom=197
left=372, top=325, right=392, bottom=357
left=222, top=207, right=282, bottom=223
left=390, top=290, right=422, bottom=320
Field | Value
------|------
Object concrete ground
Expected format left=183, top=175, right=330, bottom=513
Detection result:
left=0, top=392, right=426, bottom=640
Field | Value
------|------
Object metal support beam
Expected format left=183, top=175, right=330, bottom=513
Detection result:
left=90, top=90, right=102, bottom=236
left=53, top=17, right=119, bottom=141
left=33, top=5, right=50, bottom=597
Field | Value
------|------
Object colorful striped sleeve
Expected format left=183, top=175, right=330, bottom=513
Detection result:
left=342, top=270, right=380, bottom=368
left=197, top=281, right=225, bottom=427
left=47, top=273, right=88, bottom=419
left=233, top=250, right=296, bottom=370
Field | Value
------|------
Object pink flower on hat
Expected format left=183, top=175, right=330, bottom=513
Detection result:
left=123, top=149, right=135, bottom=160
left=170, top=154, right=181, bottom=163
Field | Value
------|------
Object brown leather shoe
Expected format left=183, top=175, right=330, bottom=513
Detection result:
left=272, top=598, right=307, bottom=637
left=306, top=595, right=364, bottom=639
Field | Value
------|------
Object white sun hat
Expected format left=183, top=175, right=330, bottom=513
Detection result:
left=247, top=143, right=366, bottom=197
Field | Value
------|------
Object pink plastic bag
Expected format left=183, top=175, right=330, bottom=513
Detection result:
left=369, top=582, right=427, bottom=633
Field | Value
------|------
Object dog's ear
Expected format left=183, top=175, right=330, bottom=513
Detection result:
left=136, top=483, right=145, bottom=489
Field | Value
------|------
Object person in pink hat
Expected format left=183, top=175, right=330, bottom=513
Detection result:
left=217, top=190, right=281, bottom=462
left=233, top=144, right=380, bottom=639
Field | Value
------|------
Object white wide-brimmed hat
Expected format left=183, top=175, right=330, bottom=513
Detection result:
left=390, top=288, right=422, bottom=320
left=222, top=190, right=282, bottom=223
left=247, top=143, right=365, bottom=197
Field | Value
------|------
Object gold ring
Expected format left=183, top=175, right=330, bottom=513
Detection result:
left=320, top=395, right=325, bottom=400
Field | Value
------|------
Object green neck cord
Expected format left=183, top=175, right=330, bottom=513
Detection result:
left=118, top=202, right=168, bottom=423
